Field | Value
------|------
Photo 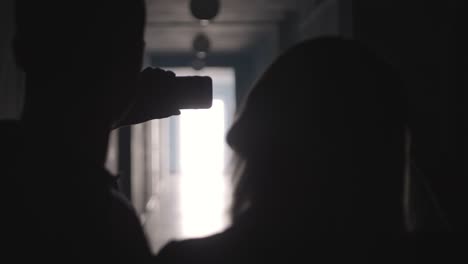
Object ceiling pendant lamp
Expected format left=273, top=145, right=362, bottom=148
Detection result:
left=190, top=0, right=220, bottom=21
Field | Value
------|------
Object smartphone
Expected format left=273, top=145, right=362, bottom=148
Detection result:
left=173, top=76, right=213, bottom=109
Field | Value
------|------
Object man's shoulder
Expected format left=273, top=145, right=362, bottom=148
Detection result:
left=0, top=120, right=23, bottom=148
left=0, top=119, right=21, bottom=129
left=0, top=120, right=23, bottom=181
left=110, top=188, right=139, bottom=217
left=156, top=228, right=239, bottom=263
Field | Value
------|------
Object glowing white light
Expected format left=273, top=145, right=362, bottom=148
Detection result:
left=179, top=100, right=229, bottom=237
left=179, top=99, right=225, bottom=174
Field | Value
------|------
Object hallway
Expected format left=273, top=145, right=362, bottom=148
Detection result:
left=144, top=171, right=231, bottom=253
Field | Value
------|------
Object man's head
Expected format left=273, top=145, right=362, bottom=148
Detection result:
left=15, top=0, right=146, bottom=125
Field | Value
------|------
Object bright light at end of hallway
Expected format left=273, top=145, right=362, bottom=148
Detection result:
left=180, top=99, right=225, bottom=174
left=179, top=99, right=230, bottom=238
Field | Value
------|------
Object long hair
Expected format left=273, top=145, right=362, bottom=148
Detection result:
left=227, top=37, right=407, bottom=232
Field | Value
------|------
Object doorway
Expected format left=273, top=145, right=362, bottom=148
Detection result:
left=145, top=67, right=236, bottom=252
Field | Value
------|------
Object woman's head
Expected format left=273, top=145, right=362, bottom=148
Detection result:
left=227, top=37, right=406, bottom=231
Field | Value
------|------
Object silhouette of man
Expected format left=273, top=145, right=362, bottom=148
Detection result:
left=7, top=1, right=174, bottom=262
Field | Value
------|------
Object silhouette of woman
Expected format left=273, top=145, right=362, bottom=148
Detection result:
left=156, top=37, right=408, bottom=264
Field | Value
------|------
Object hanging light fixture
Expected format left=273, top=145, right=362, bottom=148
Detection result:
left=192, top=58, right=206, bottom=71
left=192, top=33, right=211, bottom=53
left=191, top=33, right=211, bottom=70
left=196, top=51, right=207, bottom=59
left=190, top=0, right=220, bottom=21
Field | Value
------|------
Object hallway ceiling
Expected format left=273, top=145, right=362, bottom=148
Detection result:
left=144, top=0, right=298, bottom=53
